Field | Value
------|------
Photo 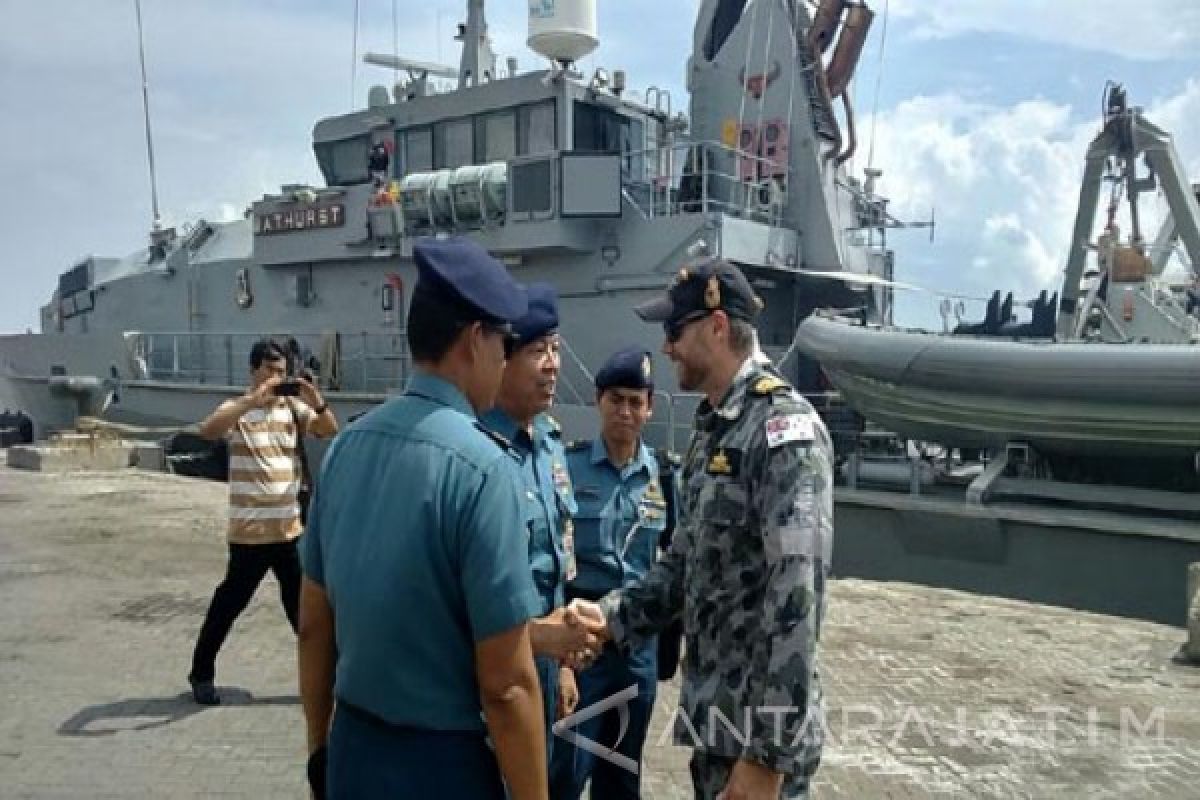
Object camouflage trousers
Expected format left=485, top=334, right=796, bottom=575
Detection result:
left=687, top=752, right=810, bottom=800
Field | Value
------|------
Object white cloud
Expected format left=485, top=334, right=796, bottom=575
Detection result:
left=0, top=0, right=693, bottom=331
left=888, top=0, right=1200, bottom=61
left=867, top=79, right=1200, bottom=325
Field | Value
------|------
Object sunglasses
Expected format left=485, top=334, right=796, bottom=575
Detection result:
left=482, top=322, right=520, bottom=358
left=663, top=311, right=713, bottom=343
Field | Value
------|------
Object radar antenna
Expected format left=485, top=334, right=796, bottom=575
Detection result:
left=133, top=0, right=162, bottom=234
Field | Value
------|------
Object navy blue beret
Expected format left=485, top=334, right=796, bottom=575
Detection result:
left=511, top=283, right=559, bottom=347
left=413, top=237, right=527, bottom=323
left=595, top=346, right=654, bottom=393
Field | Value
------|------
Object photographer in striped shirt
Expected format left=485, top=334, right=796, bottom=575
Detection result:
left=188, top=338, right=338, bottom=705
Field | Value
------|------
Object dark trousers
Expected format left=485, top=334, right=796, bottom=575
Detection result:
left=549, top=640, right=658, bottom=800
left=536, top=654, right=561, bottom=762
left=189, top=541, right=301, bottom=683
left=326, top=703, right=506, bottom=799
left=689, top=752, right=811, bottom=800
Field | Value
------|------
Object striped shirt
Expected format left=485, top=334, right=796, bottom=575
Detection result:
left=227, top=399, right=316, bottom=544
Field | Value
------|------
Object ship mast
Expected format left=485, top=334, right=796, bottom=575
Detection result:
left=458, top=0, right=496, bottom=89
left=133, top=0, right=162, bottom=235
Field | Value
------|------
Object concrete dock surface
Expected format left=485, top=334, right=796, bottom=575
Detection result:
left=1, top=466, right=1198, bottom=798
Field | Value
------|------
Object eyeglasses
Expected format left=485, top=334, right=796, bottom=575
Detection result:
left=663, top=311, right=712, bottom=344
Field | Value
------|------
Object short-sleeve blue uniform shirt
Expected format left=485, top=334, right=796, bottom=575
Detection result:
left=301, top=372, right=541, bottom=732
left=479, top=409, right=578, bottom=614
left=566, top=438, right=670, bottom=596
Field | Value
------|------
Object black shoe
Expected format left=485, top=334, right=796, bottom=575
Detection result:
left=188, top=675, right=221, bottom=706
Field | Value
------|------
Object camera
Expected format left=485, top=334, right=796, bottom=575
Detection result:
left=273, top=380, right=303, bottom=397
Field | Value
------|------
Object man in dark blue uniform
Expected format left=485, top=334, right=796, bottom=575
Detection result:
left=480, top=283, right=585, bottom=763
left=297, top=238, right=593, bottom=800
left=549, top=346, right=678, bottom=800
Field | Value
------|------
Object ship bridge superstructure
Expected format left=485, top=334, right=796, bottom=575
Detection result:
left=26, top=0, right=896, bottom=446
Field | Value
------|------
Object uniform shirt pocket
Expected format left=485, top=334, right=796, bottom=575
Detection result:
left=696, top=477, right=751, bottom=528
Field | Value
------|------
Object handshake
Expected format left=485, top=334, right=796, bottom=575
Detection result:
left=534, top=599, right=611, bottom=669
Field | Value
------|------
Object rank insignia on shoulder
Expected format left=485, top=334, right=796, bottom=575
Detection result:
left=545, top=415, right=561, bottom=433
left=751, top=375, right=788, bottom=396
left=706, top=448, right=740, bottom=476
left=475, top=423, right=513, bottom=451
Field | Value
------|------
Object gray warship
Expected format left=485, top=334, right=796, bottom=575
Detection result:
left=0, top=0, right=892, bottom=451
left=5, top=1, right=1198, bottom=628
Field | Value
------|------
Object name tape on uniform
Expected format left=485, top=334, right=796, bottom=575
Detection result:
left=765, top=414, right=814, bottom=448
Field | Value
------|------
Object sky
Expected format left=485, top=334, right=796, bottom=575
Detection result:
left=1, top=0, right=1199, bottom=332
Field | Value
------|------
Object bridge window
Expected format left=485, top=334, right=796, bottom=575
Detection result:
left=315, top=135, right=371, bottom=185
left=403, top=127, right=433, bottom=174
left=574, top=102, right=627, bottom=153
left=518, top=101, right=557, bottom=156
left=575, top=102, right=647, bottom=179
left=478, top=110, right=517, bottom=162
left=436, top=118, right=474, bottom=169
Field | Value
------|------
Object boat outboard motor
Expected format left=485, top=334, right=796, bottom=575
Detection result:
left=997, top=292, right=1014, bottom=333
left=1034, top=292, right=1058, bottom=337
left=1000, top=290, right=1054, bottom=338
left=954, top=290, right=1001, bottom=335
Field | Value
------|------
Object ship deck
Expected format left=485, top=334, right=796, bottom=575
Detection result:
left=1, top=466, right=1198, bottom=797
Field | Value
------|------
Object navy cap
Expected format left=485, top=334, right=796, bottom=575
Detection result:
left=413, top=237, right=527, bottom=323
left=595, top=346, right=654, bottom=393
left=511, top=283, right=559, bottom=347
left=634, top=257, right=763, bottom=326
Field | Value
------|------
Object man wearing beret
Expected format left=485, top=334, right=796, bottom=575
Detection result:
left=569, top=258, right=835, bottom=799
left=480, top=283, right=589, bottom=763
left=298, top=238, right=560, bottom=800
left=548, top=346, right=680, bottom=800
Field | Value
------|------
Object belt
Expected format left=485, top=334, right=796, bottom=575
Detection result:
left=338, top=699, right=486, bottom=741
left=565, top=586, right=610, bottom=603
left=337, top=699, right=419, bottom=733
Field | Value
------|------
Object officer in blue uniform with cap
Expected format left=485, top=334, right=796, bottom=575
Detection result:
left=549, top=346, right=679, bottom=800
left=480, top=283, right=585, bottom=763
left=298, top=237, right=584, bottom=800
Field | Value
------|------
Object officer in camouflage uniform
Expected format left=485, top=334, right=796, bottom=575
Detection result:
left=577, top=258, right=834, bottom=799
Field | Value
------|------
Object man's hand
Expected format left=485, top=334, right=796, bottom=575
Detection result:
left=565, top=599, right=609, bottom=639
left=716, top=758, right=784, bottom=800
left=531, top=607, right=602, bottom=666
left=556, top=667, right=579, bottom=720
left=245, top=376, right=283, bottom=408
left=297, top=374, right=324, bottom=412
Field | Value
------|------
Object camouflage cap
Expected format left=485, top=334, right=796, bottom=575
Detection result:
left=634, top=257, right=763, bottom=326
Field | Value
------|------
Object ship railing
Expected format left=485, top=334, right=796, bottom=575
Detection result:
left=622, top=140, right=791, bottom=227
left=556, top=336, right=697, bottom=452
left=125, top=331, right=411, bottom=395
left=555, top=336, right=595, bottom=408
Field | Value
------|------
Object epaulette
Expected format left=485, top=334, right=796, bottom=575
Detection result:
left=475, top=422, right=514, bottom=453
left=544, top=414, right=562, bottom=438
left=750, top=375, right=790, bottom=396
left=566, top=439, right=590, bottom=453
